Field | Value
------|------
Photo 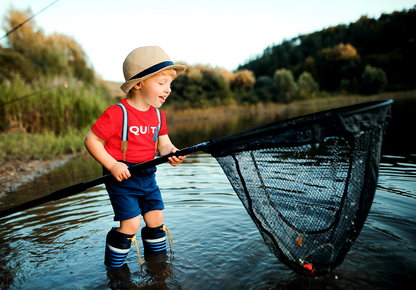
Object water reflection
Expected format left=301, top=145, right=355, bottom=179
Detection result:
left=104, top=253, right=180, bottom=290
left=379, top=155, right=416, bottom=199
left=167, top=103, right=321, bottom=150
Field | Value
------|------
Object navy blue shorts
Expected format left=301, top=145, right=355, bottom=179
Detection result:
left=103, top=162, right=164, bottom=221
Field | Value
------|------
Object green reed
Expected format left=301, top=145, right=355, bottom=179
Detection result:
left=0, top=129, right=89, bottom=160
left=0, top=76, right=116, bottom=160
left=0, top=75, right=115, bottom=134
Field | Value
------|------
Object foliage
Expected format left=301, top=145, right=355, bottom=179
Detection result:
left=273, top=69, right=298, bottom=103
left=169, top=64, right=235, bottom=109
left=230, top=69, right=256, bottom=92
left=298, top=71, right=319, bottom=99
left=1, top=8, right=95, bottom=84
left=0, top=75, right=114, bottom=134
left=0, top=129, right=87, bottom=160
left=253, top=75, right=274, bottom=102
left=360, top=65, right=388, bottom=95
left=239, top=7, right=416, bottom=93
left=0, top=6, right=113, bottom=160
left=0, top=46, right=36, bottom=82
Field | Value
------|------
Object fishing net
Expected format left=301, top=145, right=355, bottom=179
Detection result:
left=202, top=100, right=392, bottom=276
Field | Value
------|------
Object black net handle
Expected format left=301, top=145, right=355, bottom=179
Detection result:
left=0, top=143, right=208, bottom=219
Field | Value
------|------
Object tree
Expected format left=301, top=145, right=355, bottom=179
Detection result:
left=314, top=43, right=359, bottom=91
left=169, top=64, right=234, bottom=108
left=2, top=7, right=95, bottom=83
left=274, top=69, right=298, bottom=103
left=360, top=65, right=388, bottom=94
left=230, top=69, right=255, bottom=92
left=2, top=8, right=44, bottom=57
left=253, top=75, right=274, bottom=103
left=298, top=71, right=319, bottom=99
left=0, top=46, right=36, bottom=82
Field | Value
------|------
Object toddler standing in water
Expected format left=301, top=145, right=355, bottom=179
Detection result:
left=84, top=46, right=186, bottom=270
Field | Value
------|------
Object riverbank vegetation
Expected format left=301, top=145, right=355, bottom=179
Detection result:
left=1, top=6, right=415, bottom=161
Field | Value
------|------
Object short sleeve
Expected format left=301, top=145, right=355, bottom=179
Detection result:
left=91, top=105, right=123, bottom=141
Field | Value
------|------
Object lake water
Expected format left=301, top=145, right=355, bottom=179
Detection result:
left=0, top=98, right=415, bottom=289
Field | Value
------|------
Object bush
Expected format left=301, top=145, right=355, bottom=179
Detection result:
left=274, top=69, right=298, bottom=103
left=360, top=65, right=388, bottom=94
left=297, top=71, right=319, bottom=99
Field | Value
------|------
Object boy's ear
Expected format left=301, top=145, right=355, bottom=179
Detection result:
left=133, top=82, right=141, bottom=90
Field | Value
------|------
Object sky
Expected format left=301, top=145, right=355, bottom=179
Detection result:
left=0, top=0, right=415, bottom=82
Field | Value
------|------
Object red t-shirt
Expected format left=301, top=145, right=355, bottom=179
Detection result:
left=91, top=98, right=168, bottom=163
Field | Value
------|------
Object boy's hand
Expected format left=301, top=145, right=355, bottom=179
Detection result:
left=109, top=161, right=131, bottom=182
left=168, top=148, right=186, bottom=167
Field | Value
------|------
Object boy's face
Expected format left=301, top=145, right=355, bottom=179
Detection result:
left=137, top=74, right=173, bottom=108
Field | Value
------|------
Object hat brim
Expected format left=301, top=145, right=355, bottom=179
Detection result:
left=120, top=65, right=186, bottom=94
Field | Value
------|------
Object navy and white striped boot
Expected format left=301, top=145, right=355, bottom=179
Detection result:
left=104, top=227, right=134, bottom=270
left=141, top=225, right=169, bottom=253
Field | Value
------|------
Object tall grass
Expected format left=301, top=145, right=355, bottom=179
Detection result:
left=0, top=75, right=114, bottom=134
left=0, top=76, right=116, bottom=160
left=0, top=129, right=88, bottom=160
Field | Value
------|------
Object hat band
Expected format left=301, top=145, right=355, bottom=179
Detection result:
left=129, top=61, right=175, bottom=81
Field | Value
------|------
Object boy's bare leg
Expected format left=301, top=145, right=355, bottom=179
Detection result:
left=116, top=210, right=163, bottom=235
left=143, top=210, right=164, bottom=227
left=118, top=216, right=141, bottom=235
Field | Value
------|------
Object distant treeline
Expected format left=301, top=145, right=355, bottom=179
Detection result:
left=166, top=7, right=416, bottom=107
left=238, top=6, right=416, bottom=98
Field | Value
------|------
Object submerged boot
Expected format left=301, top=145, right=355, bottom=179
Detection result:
left=104, top=227, right=134, bottom=270
left=141, top=225, right=172, bottom=253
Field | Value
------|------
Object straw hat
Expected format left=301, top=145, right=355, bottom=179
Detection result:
left=120, top=46, right=186, bottom=94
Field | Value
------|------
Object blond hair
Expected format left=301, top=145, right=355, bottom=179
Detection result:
left=157, top=68, right=177, bottom=80
left=134, top=68, right=177, bottom=89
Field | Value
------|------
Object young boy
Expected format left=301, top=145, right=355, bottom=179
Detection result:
left=84, top=46, right=187, bottom=270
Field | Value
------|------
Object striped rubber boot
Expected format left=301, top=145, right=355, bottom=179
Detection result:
left=104, top=227, right=134, bottom=270
left=141, top=225, right=167, bottom=253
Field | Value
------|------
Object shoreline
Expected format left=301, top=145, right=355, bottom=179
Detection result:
left=0, top=153, right=82, bottom=196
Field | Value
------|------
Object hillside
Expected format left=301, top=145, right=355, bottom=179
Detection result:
left=238, top=7, right=416, bottom=93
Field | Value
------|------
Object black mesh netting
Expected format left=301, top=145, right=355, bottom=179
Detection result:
left=202, top=100, right=392, bottom=276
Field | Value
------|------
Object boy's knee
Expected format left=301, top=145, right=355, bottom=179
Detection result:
left=119, top=216, right=141, bottom=235
left=143, top=210, right=163, bottom=227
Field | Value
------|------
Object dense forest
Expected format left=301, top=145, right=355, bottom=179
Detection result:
left=238, top=6, right=416, bottom=100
